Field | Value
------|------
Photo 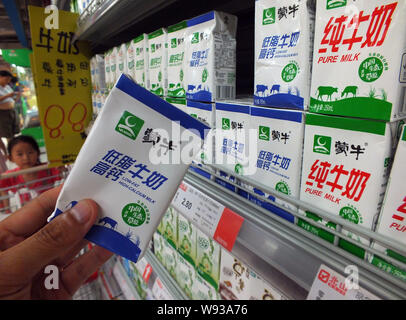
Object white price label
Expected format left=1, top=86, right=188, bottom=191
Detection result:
left=172, top=181, right=244, bottom=251
left=113, top=261, right=137, bottom=300
left=307, top=264, right=380, bottom=300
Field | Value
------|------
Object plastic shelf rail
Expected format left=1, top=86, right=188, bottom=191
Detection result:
left=184, top=164, right=406, bottom=300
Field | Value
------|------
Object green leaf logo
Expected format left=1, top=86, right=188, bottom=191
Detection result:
left=313, top=135, right=332, bottom=155
left=259, top=126, right=270, bottom=141
left=327, top=0, right=347, bottom=10
left=222, top=118, right=230, bottom=130
left=202, top=68, right=208, bottom=83
left=262, top=7, right=275, bottom=25
left=115, top=110, right=144, bottom=140
left=171, top=38, right=177, bottom=48
left=191, top=32, right=199, bottom=44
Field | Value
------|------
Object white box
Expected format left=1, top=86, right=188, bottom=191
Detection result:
left=148, top=28, right=168, bottom=96
left=254, top=0, right=315, bottom=110
left=299, top=113, right=398, bottom=258
left=167, top=20, right=187, bottom=98
left=310, top=0, right=406, bottom=121
left=185, top=11, right=237, bottom=102
left=133, top=34, right=149, bottom=89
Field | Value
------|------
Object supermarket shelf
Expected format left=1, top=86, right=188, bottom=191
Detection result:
left=184, top=165, right=406, bottom=300
left=112, top=258, right=142, bottom=300
left=73, top=0, right=177, bottom=44
left=145, top=250, right=188, bottom=300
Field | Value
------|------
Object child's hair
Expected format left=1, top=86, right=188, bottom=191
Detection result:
left=7, top=135, right=40, bottom=158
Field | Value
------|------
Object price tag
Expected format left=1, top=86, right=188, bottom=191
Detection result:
left=113, top=261, right=137, bottom=300
left=307, top=264, right=380, bottom=300
left=134, top=257, right=153, bottom=284
left=172, top=181, right=244, bottom=251
left=152, top=278, right=173, bottom=300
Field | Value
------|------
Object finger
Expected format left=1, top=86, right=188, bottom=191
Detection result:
left=53, top=239, right=89, bottom=269
left=60, top=246, right=113, bottom=296
left=0, top=199, right=99, bottom=282
left=0, top=185, right=62, bottom=238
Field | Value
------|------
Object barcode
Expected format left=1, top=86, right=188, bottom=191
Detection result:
left=216, top=86, right=234, bottom=100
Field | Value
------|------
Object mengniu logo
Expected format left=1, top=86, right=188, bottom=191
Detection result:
left=171, top=38, right=177, bottom=48
left=262, top=7, right=275, bottom=25
left=313, top=135, right=332, bottom=155
left=191, top=32, right=200, bottom=44
left=222, top=118, right=231, bottom=130
left=326, top=0, right=347, bottom=10
left=115, top=110, right=144, bottom=140
left=259, top=126, right=270, bottom=141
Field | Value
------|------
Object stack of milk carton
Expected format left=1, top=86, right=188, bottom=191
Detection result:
left=241, top=0, right=314, bottom=223
left=90, top=55, right=106, bottom=116
left=293, top=0, right=406, bottom=268
left=154, top=208, right=288, bottom=300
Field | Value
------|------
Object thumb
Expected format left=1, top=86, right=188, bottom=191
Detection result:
left=0, top=199, right=99, bottom=282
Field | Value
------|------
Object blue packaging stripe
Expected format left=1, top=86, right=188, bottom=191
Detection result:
left=215, top=102, right=250, bottom=114
left=251, top=106, right=303, bottom=123
left=116, top=74, right=210, bottom=139
left=187, top=99, right=213, bottom=111
left=189, top=165, right=212, bottom=179
left=187, top=11, right=215, bottom=27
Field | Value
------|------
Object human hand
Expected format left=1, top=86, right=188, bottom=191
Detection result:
left=0, top=185, right=113, bottom=299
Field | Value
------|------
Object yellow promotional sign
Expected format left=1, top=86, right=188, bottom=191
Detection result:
left=29, top=6, right=92, bottom=167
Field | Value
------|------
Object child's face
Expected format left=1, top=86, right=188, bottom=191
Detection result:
left=10, top=142, right=39, bottom=169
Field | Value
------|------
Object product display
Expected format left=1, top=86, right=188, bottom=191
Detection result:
left=9, top=0, right=406, bottom=302
left=299, top=113, right=399, bottom=258
left=184, top=11, right=238, bottom=102
left=310, top=0, right=406, bottom=121
left=254, top=0, right=315, bottom=110
left=370, top=125, right=406, bottom=280
left=148, top=28, right=168, bottom=97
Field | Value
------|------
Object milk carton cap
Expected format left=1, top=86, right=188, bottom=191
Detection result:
left=168, top=20, right=187, bottom=33
left=133, top=34, right=146, bottom=43
left=148, top=28, right=167, bottom=40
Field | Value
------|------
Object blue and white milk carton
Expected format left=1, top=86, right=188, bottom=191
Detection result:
left=247, top=106, right=305, bottom=222
left=254, top=0, right=315, bottom=109
left=185, top=11, right=237, bottom=102
left=49, top=74, right=209, bottom=263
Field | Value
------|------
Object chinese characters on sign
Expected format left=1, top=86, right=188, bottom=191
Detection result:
left=29, top=5, right=92, bottom=167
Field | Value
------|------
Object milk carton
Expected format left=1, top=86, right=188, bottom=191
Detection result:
left=176, top=253, right=196, bottom=299
left=165, top=97, right=187, bottom=114
left=104, top=49, right=111, bottom=91
left=215, top=101, right=253, bottom=176
left=162, top=207, right=178, bottom=249
left=219, top=249, right=287, bottom=300
left=49, top=74, right=209, bottom=263
left=110, top=46, right=118, bottom=88
left=369, top=125, right=406, bottom=280
left=310, top=0, right=406, bottom=121
left=177, top=212, right=197, bottom=267
left=133, top=34, right=149, bottom=89
left=118, top=43, right=128, bottom=78
left=167, top=21, right=187, bottom=98
left=254, top=0, right=315, bottom=110
left=249, top=106, right=305, bottom=222
left=153, top=232, right=165, bottom=264
left=162, top=237, right=178, bottom=280
left=126, top=41, right=135, bottom=80
left=185, top=11, right=237, bottom=102
left=299, top=113, right=398, bottom=258
left=187, top=100, right=215, bottom=164
left=148, top=28, right=168, bottom=96
left=192, top=273, right=220, bottom=300
left=196, top=229, right=221, bottom=290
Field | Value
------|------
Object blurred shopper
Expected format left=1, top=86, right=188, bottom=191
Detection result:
left=0, top=70, right=21, bottom=142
